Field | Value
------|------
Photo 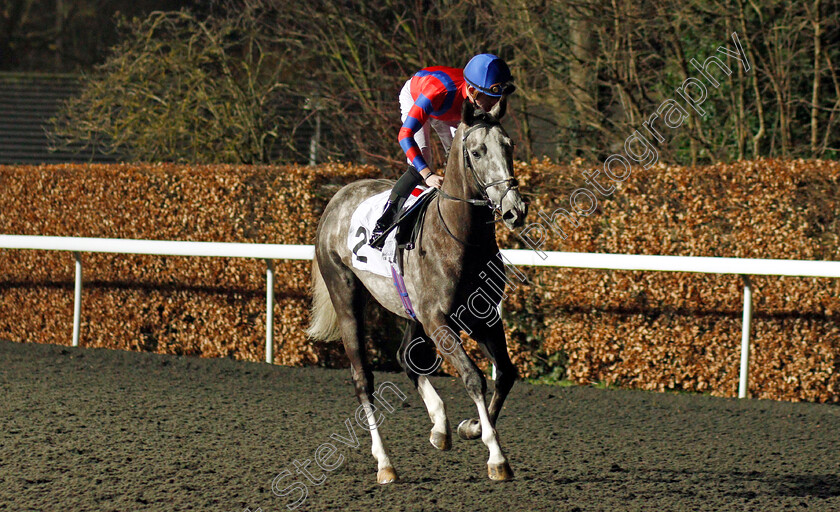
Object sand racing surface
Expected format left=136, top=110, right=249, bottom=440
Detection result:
left=2, top=339, right=839, bottom=511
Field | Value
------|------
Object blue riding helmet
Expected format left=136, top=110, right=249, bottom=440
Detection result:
left=463, top=54, right=515, bottom=97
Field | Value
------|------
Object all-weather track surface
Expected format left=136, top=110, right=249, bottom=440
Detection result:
left=1, top=340, right=839, bottom=512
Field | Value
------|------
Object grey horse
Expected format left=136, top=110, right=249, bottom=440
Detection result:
left=307, top=97, right=528, bottom=483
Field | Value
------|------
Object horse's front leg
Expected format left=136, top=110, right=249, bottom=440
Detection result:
left=426, top=316, right=513, bottom=481
left=457, top=320, right=518, bottom=442
left=398, top=323, right=452, bottom=451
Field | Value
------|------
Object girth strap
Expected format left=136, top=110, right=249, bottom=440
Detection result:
left=390, top=265, right=417, bottom=319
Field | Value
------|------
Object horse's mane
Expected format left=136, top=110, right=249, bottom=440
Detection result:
left=470, top=108, right=501, bottom=127
left=461, top=96, right=507, bottom=129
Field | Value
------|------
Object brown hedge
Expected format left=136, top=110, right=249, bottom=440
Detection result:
left=496, top=158, right=840, bottom=403
left=1, top=159, right=839, bottom=402
left=0, top=163, right=378, bottom=367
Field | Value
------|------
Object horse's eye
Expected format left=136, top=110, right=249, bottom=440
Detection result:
left=471, top=151, right=480, bottom=158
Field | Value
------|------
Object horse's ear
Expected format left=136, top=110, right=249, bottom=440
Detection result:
left=462, top=98, right=478, bottom=126
left=490, top=95, right=508, bottom=121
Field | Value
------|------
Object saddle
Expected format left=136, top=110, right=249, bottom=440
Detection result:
left=385, top=189, right=437, bottom=320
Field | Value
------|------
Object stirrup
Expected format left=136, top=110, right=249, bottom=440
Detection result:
left=368, top=213, right=392, bottom=247
left=368, top=229, right=386, bottom=248
left=368, top=222, right=395, bottom=249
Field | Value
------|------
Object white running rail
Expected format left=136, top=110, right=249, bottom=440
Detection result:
left=4, top=234, right=840, bottom=398
left=0, top=235, right=314, bottom=367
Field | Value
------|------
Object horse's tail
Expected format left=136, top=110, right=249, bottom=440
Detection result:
left=306, top=257, right=342, bottom=341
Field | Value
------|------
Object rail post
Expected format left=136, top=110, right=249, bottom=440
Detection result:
left=72, top=251, right=82, bottom=347
left=266, top=259, right=275, bottom=364
left=738, top=275, right=753, bottom=398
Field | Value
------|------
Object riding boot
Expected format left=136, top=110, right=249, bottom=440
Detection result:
left=368, top=197, right=405, bottom=249
left=369, top=165, right=425, bottom=249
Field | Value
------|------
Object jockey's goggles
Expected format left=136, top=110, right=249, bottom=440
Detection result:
left=471, top=81, right=517, bottom=97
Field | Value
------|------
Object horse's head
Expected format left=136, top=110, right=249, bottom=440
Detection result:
left=459, top=98, right=528, bottom=229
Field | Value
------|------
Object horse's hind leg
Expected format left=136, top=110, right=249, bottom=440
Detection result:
left=397, top=322, right=451, bottom=451
left=319, top=256, right=397, bottom=484
left=456, top=321, right=517, bottom=442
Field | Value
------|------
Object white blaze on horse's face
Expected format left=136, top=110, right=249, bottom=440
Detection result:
left=463, top=122, right=528, bottom=229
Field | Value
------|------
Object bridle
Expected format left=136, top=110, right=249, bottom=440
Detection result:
left=437, top=121, right=520, bottom=219
left=435, top=120, right=520, bottom=246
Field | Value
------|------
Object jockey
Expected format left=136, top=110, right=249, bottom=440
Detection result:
left=368, top=53, right=515, bottom=249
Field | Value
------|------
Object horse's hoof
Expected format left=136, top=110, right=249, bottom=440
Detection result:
left=457, top=419, right=481, bottom=440
left=377, top=467, right=399, bottom=484
left=430, top=430, right=451, bottom=451
left=488, top=462, right=514, bottom=481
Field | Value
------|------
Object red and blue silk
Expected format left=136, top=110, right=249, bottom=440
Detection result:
left=399, top=66, right=467, bottom=172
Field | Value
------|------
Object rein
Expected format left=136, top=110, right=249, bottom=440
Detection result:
left=436, top=195, right=480, bottom=247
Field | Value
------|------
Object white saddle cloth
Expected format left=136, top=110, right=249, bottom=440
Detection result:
left=347, top=185, right=435, bottom=277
